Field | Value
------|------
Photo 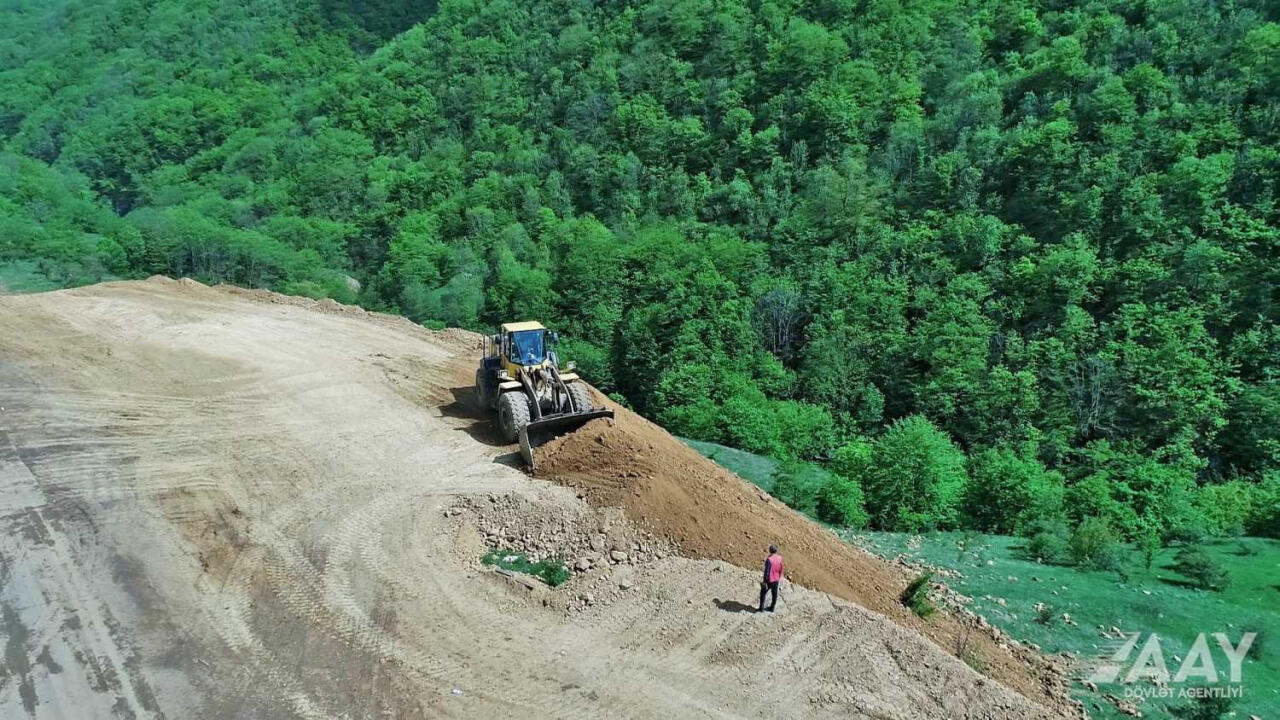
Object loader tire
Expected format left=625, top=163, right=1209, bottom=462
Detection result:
left=566, top=381, right=592, bottom=414
left=497, top=391, right=531, bottom=443
left=475, top=368, right=492, bottom=409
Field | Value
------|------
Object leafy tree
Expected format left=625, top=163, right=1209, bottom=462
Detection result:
left=816, top=474, right=868, bottom=529
left=1069, top=517, right=1124, bottom=572
left=861, top=416, right=968, bottom=532
left=964, top=447, right=1065, bottom=534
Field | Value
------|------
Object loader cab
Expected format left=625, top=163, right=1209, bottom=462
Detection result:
left=494, top=321, right=558, bottom=375
left=509, top=329, right=546, bottom=365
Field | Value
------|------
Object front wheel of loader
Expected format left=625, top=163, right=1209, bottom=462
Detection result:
left=497, top=391, right=531, bottom=443
left=566, top=381, right=592, bottom=413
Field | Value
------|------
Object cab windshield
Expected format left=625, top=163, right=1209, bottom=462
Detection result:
left=510, top=330, right=546, bottom=364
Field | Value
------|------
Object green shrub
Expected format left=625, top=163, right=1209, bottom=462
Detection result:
left=1164, top=522, right=1208, bottom=545
left=1246, top=473, right=1280, bottom=538
left=901, top=572, right=935, bottom=618
left=860, top=416, right=967, bottom=532
left=1196, top=481, right=1253, bottom=536
left=1136, top=523, right=1161, bottom=570
left=1024, top=519, right=1071, bottom=564
left=816, top=474, right=868, bottom=528
left=1169, top=546, right=1230, bottom=591
left=1069, top=517, right=1125, bottom=571
left=964, top=447, right=1065, bottom=534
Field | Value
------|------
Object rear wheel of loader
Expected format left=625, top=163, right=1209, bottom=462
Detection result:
left=497, top=391, right=531, bottom=443
left=475, top=368, right=491, bottom=409
left=567, top=381, right=592, bottom=413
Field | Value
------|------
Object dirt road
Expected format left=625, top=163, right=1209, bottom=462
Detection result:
left=0, top=279, right=1068, bottom=718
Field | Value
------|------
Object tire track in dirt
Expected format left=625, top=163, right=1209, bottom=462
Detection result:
left=0, top=429, right=157, bottom=720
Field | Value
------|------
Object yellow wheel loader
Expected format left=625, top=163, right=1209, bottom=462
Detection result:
left=475, top=321, right=613, bottom=467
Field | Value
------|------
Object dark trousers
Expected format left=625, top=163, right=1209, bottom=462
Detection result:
left=759, top=581, right=778, bottom=611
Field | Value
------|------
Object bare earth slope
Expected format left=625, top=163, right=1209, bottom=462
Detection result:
left=0, top=279, right=1070, bottom=719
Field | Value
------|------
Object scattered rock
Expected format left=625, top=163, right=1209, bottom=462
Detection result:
left=574, top=558, right=593, bottom=572
left=610, top=550, right=628, bottom=563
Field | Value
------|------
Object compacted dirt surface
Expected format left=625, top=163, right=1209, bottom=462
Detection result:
left=0, top=278, right=1076, bottom=719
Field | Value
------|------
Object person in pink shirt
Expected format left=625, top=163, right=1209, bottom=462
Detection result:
left=759, top=545, right=783, bottom=613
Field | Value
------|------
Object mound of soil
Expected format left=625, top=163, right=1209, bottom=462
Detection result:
left=534, top=400, right=1076, bottom=714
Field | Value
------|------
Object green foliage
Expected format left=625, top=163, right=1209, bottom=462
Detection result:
left=1169, top=547, right=1230, bottom=591
left=815, top=474, right=868, bottom=529
left=1024, top=519, right=1072, bottom=564
left=901, top=572, right=936, bottom=619
left=1246, top=473, right=1280, bottom=538
left=1069, top=517, right=1125, bottom=571
left=769, top=459, right=827, bottom=517
left=860, top=416, right=968, bottom=532
left=1196, top=481, right=1254, bottom=537
left=481, top=549, right=571, bottom=587
left=964, top=447, right=1064, bottom=534
left=4, top=0, right=1280, bottom=544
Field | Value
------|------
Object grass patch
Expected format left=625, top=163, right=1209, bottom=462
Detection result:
left=680, top=437, right=780, bottom=490
left=901, top=572, right=936, bottom=618
left=482, top=548, right=571, bottom=587
left=680, top=437, right=835, bottom=516
left=855, top=532, right=1280, bottom=719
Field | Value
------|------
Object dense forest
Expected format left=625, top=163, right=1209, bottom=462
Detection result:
left=3, top=0, right=1278, bottom=548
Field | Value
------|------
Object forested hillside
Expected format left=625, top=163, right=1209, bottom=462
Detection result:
left=4, top=0, right=1278, bottom=542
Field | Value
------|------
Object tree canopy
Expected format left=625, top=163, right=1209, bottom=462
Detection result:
left=3, top=0, right=1278, bottom=537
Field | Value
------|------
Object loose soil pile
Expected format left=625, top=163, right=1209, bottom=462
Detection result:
left=534, top=401, right=1076, bottom=713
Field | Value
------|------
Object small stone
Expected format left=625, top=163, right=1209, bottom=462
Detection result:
left=574, top=558, right=592, bottom=571
left=609, top=550, right=628, bottom=562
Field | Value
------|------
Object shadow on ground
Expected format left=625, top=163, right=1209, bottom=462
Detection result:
left=442, top=386, right=509, bottom=448
left=713, top=599, right=757, bottom=614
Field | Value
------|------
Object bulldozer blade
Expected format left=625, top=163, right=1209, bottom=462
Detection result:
left=517, top=408, right=614, bottom=470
